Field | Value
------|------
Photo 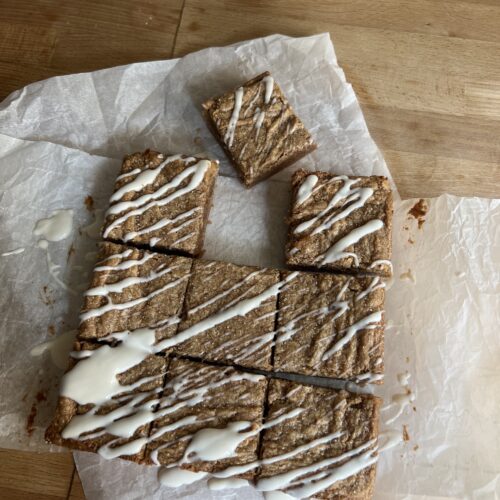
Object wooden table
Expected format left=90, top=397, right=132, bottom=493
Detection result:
left=0, top=1, right=499, bottom=498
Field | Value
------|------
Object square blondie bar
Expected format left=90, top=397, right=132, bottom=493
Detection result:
left=172, top=259, right=281, bottom=370
left=45, top=341, right=168, bottom=463
left=102, top=150, right=218, bottom=256
left=257, top=379, right=380, bottom=499
left=202, top=72, right=316, bottom=187
left=78, top=242, right=192, bottom=344
left=286, top=170, right=393, bottom=278
left=145, top=358, right=267, bottom=479
left=274, top=270, right=385, bottom=382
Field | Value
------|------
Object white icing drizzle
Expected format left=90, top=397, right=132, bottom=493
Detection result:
left=103, top=159, right=211, bottom=236
left=149, top=237, right=160, bottom=247
left=79, top=275, right=187, bottom=323
left=159, top=467, right=207, bottom=487
left=224, top=87, right=244, bottom=148
left=33, top=210, right=76, bottom=292
left=61, top=329, right=158, bottom=424
left=232, top=331, right=275, bottom=364
left=255, top=109, right=266, bottom=139
left=208, top=477, right=249, bottom=490
left=166, top=211, right=200, bottom=235
left=294, top=177, right=373, bottom=235
left=321, top=310, right=383, bottom=361
left=94, top=251, right=153, bottom=271
left=261, top=441, right=378, bottom=498
left=30, top=330, right=77, bottom=369
left=285, top=386, right=303, bottom=399
left=350, top=372, right=384, bottom=384
left=37, top=240, right=77, bottom=295
left=264, top=490, right=295, bottom=499
left=278, top=281, right=349, bottom=334
left=238, top=143, right=248, bottom=160
left=154, top=272, right=299, bottom=352
left=383, top=373, right=415, bottom=425
left=33, top=209, right=73, bottom=242
left=252, top=107, right=260, bottom=122
left=122, top=207, right=200, bottom=242
left=243, top=83, right=262, bottom=117
left=295, top=175, right=318, bottom=206
left=318, top=219, right=384, bottom=266
left=276, top=301, right=348, bottom=346
left=378, top=430, right=403, bottom=453
left=355, top=277, right=385, bottom=301
left=116, top=167, right=142, bottom=182
left=181, top=411, right=300, bottom=464
left=257, top=438, right=375, bottom=490
left=1, top=247, right=25, bottom=256
left=263, top=75, right=274, bottom=104
left=84, top=263, right=178, bottom=297
left=110, top=155, right=183, bottom=203
left=210, top=430, right=346, bottom=481
left=187, top=269, right=265, bottom=316
left=170, top=232, right=195, bottom=247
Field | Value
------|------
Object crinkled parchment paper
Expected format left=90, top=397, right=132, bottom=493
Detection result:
left=0, top=33, right=498, bottom=499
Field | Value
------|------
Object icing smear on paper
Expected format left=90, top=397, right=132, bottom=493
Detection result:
left=33, top=209, right=76, bottom=294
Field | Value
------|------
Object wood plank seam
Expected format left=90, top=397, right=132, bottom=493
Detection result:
left=171, top=0, right=187, bottom=58
left=66, top=466, right=76, bottom=500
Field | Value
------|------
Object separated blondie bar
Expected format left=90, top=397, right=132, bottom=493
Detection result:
left=203, top=72, right=316, bottom=187
left=286, top=170, right=393, bottom=278
left=102, top=150, right=218, bottom=256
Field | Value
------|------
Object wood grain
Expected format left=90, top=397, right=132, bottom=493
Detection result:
left=0, top=1, right=499, bottom=498
left=173, top=0, right=500, bottom=198
left=0, top=0, right=183, bottom=99
left=0, top=449, right=74, bottom=500
left=68, top=470, right=85, bottom=500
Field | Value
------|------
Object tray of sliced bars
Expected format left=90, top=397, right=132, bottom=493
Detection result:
left=1, top=33, right=497, bottom=500
left=42, top=67, right=393, bottom=500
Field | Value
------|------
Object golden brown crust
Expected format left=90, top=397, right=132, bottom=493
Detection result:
left=102, top=150, right=219, bottom=257
left=286, top=170, right=393, bottom=278
left=202, top=73, right=316, bottom=187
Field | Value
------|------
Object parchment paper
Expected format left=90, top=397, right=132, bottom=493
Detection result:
left=0, top=33, right=498, bottom=499
left=71, top=194, right=500, bottom=500
left=0, top=34, right=390, bottom=182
